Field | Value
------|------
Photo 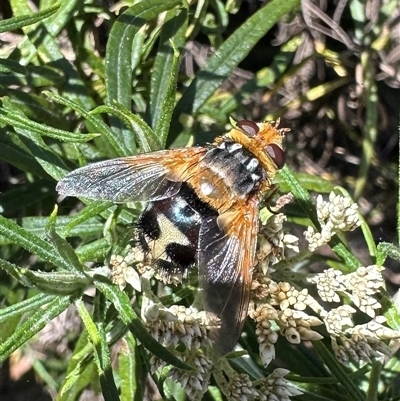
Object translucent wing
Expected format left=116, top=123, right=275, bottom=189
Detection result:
left=56, top=148, right=207, bottom=202
left=198, top=196, right=259, bottom=355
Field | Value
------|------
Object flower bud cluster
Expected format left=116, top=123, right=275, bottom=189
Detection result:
left=167, top=353, right=212, bottom=398
left=227, top=373, right=259, bottom=401
left=324, top=305, right=356, bottom=336
left=312, top=275, right=400, bottom=365
left=307, top=268, right=346, bottom=302
left=110, top=249, right=144, bottom=291
left=304, top=192, right=361, bottom=251
left=332, top=316, right=400, bottom=365
left=257, top=212, right=299, bottom=273
left=345, top=265, right=384, bottom=317
left=251, top=285, right=323, bottom=367
left=217, top=368, right=302, bottom=401
left=268, top=281, right=310, bottom=311
left=278, top=309, right=324, bottom=344
left=142, top=298, right=209, bottom=351
left=308, top=265, right=385, bottom=318
left=251, top=304, right=279, bottom=366
left=256, top=369, right=303, bottom=401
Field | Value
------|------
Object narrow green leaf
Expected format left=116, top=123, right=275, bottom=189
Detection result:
left=9, top=1, right=94, bottom=109
left=154, top=40, right=181, bottom=147
left=313, top=341, right=365, bottom=401
left=0, top=4, right=60, bottom=33
left=170, top=0, right=301, bottom=137
left=0, top=216, right=104, bottom=246
left=279, top=166, right=319, bottom=227
left=76, top=299, right=119, bottom=401
left=1, top=96, right=70, bottom=178
left=31, top=356, right=58, bottom=391
left=277, top=172, right=335, bottom=194
left=17, top=130, right=68, bottom=180
left=0, top=293, right=55, bottom=323
left=0, top=295, right=73, bottom=363
left=59, top=338, right=99, bottom=399
left=95, top=293, right=120, bottom=401
left=354, top=50, right=378, bottom=199
left=0, top=109, right=99, bottom=143
left=75, top=239, right=110, bottom=263
left=59, top=202, right=112, bottom=237
left=105, top=0, right=182, bottom=152
left=93, top=104, right=160, bottom=152
left=257, top=36, right=303, bottom=87
left=149, top=7, right=187, bottom=138
left=120, top=333, right=146, bottom=401
left=44, top=91, right=126, bottom=157
left=0, top=259, right=87, bottom=294
left=41, top=0, right=82, bottom=37
left=46, top=207, right=86, bottom=274
left=0, top=91, right=69, bottom=130
left=376, top=242, right=400, bottom=266
left=75, top=298, right=102, bottom=349
left=328, top=236, right=361, bottom=272
left=0, top=59, right=64, bottom=87
left=0, top=215, right=71, bottom=271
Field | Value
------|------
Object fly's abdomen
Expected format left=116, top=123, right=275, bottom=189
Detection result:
left=137, top=182, right=217, bottom=274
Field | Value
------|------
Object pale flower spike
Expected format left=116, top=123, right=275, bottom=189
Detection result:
left=304, top=192, right=362, bottom=251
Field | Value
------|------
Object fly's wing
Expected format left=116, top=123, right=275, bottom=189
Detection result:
left=56, top=148, right=207, bottom=202
left=198, top=196, right=259, bottom=356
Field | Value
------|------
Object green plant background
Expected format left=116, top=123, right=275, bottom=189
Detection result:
left=0, top=0, right=399, bottom=400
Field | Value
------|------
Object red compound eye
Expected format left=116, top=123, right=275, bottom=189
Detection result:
left=236, top=120, right=259, bottom=137
left=266, top=144, right=285, bottom=169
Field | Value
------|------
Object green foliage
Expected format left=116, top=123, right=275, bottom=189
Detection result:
left=0, top=0, right=399, bottom=400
